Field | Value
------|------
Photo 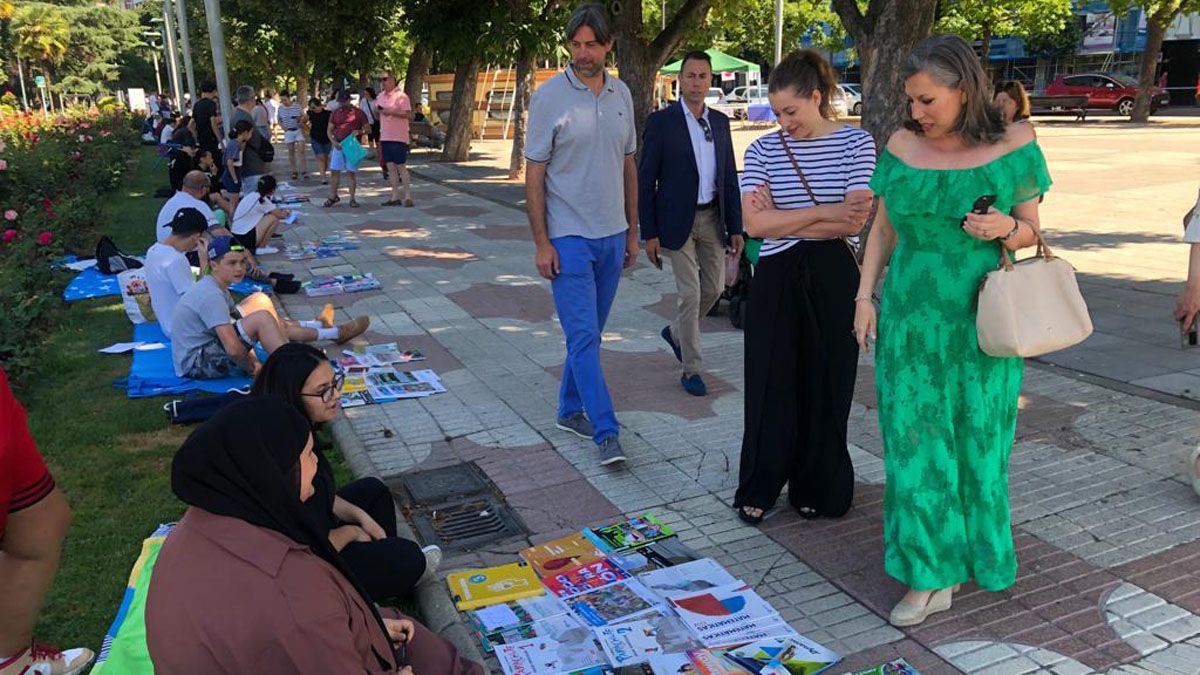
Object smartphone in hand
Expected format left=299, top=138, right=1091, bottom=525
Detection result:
left=1184, top=317, right=1199, bottom=350
left=962, top=194, right=997, bottom=227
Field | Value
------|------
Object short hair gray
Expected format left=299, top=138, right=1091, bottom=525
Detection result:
left=234, top=85, right=255, bottom=104
left=565, top=3, right=612, bottom=44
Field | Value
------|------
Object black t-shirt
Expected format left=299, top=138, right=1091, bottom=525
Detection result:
left=167, top=149, right=196, bottom=192
left=308, top=110, right=331, bottom=144
left=193, top=97, right=219, bottom=149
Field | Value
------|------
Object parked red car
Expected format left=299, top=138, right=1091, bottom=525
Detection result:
left=1045, top=73, right=1170, bottom=116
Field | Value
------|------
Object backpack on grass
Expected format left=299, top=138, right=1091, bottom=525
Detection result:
left=95, top=236, right=143, bottom=275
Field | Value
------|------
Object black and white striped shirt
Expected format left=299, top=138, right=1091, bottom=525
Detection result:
left=740, top=126, right=876, bottom=257
left=277, top=104, right=303, bottom=132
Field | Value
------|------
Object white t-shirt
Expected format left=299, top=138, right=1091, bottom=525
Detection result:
left=160, top=124, right=176, bottom=145
left=231, top=193, right=275, bottom=235
left=156, top=192, right=219, bottom=243
left=144, top=242, right=195, bottom=338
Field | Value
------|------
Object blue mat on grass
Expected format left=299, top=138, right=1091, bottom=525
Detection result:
left=117, top=323, right=265, bottom=398
left=64, top=268, right=271, bottom=302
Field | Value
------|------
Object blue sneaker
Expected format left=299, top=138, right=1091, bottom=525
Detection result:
left=681, top=374, right=707, bottom=397
left=597, top=436, right=627, bottom=465
left=661, top=325, right=682, bottom=363
left=555, top=412, right=594, bottom=440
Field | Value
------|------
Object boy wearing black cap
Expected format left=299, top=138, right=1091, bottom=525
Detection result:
left=145, top=207, right=209, bottom=337
left=170, top=236, right=369, bottom=379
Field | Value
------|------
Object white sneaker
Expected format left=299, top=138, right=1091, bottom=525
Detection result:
left=0, top=644, right=95, bottom=675
left=420, top=544, right=442, bottom=581
left=255, top=245, right=280, bottom=255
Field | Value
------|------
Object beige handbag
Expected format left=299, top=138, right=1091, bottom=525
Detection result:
left=976, top=231, right=1093, bottom=358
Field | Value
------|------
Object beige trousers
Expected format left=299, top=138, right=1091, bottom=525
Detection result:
left=664, top=207, right=725, bottom=376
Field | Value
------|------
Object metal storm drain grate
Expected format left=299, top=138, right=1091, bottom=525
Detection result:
left=388, top=463, right=491, bottom=508
left=387, top=462, right=527, bottom=552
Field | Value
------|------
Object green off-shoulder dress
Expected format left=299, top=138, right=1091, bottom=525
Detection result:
left=867, top=141, right=1052, bottom=592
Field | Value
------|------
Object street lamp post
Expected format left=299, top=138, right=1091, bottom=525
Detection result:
left=173, top=0, right=197, bottom=106
left=142, top=31, right=164, bottom=95
left=161, top=1, right=184, bottom=101
left=774, top=0, right=784, bottom=65
left=202, top=0, right=234, bottom=129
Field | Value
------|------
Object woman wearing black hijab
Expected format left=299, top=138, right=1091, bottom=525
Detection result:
left=145, top=397, right=482, bottom=674
left=252, top=342, right=439, bottom=601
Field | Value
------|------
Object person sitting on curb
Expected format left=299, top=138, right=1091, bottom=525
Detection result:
left=145, top=397, right=484, bottom=674
left=0, top=368, right=94, bottom=675
left=169, top=236, right=368, bottom=379
left=145, top=207, right=209, bottom=338
left=252, top=343, right=442, bottom=601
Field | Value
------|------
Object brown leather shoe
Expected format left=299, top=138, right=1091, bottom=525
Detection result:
left=335, top=316, right=370, bottom=344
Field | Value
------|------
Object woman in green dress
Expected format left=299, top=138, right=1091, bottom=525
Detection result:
left=853, top=35, right=1052, bottom=627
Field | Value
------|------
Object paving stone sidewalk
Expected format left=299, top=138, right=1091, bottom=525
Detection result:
left=270, top=168, right=1200, bottom=675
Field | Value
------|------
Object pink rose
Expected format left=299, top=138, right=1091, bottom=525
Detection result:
left=4, top=209, right=16, bottom=221
left=37, top=231, right=52, bottom=246
left=2, top=229, right=16, bottom=243
left=0, top=159, right=7, bottom=170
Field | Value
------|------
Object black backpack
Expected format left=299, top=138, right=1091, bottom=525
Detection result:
left=252, top=131, right=275, bottom=163
left=95, top=235, right=143, bottom=275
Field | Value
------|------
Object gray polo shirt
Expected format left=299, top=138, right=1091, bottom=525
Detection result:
left=525, top=67, right=637, bottom=240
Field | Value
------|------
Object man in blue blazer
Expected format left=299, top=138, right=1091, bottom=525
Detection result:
left=638, top=50, right=744, bottom=396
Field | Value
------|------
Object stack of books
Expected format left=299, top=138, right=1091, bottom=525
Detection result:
left=444, top=512, right=857, bottom=675
left=301, top=273, right=381, bottom=297
left=330, top=342, right=442, bottom=407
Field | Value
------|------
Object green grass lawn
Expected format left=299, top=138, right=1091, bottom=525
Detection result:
left=21, top=147, right=358, bottom=650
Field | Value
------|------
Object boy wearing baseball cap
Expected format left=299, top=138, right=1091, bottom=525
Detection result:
left=145, top=207, right=209, bottom=337
left=170, top=236, right=368, bottom=378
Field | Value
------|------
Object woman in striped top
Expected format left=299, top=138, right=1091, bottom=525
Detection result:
left=734, top=50, right=876, bottom=525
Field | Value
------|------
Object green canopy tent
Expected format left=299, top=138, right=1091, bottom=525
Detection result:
left=660, top=48, right=763, bottom=103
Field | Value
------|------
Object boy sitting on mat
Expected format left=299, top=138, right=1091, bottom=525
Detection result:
left=170, top=236, right=368, bottom=379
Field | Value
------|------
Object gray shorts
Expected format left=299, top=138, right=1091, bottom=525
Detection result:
left=184, top=321, right=253, bottom=379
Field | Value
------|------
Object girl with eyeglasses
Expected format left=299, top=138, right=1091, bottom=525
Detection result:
left=251, top=343, right=441, bottom=602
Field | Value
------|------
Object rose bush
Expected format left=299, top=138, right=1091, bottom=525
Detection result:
left=0, top=109, right=139, bottom=375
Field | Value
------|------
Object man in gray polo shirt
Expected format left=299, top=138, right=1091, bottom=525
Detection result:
left=525, top=2, right=639, bottom=466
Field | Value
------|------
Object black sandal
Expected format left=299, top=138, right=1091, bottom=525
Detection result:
left=796, top=506, right=819, bottom=520
left=737, top=506, right=765, bottom=525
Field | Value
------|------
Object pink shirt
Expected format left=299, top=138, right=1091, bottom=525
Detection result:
left=377, top=88, right=411, bottom=144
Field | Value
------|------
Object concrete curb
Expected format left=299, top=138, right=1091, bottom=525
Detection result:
left=328, top=415, right=487, bottom=669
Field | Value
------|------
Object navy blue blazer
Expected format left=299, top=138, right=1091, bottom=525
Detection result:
left=638, top=102, right=743, bottom=250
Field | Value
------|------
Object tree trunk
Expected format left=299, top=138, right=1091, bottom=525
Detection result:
left=442, top=55, right=481, bottom=162
left=980, top=26, right=992, bottom=75
left=297, top=74, right=310, bottom=105
left=610, top=0, right=717, bottom=152
left=404, top=43, right=432, bottom=105
left=508, top=52, right=536, bottom=181
left=1132, top=16, right=1166, bottom=123
left=831, top=0, right=937, bottom=145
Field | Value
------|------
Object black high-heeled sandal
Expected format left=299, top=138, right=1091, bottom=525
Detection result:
left=736, top=505, right=765, bottom=525
left=796, top=506, right=820, bottom=520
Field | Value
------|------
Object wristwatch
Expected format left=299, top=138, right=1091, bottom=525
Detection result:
left=1000, top=217, right=1020, bottom=242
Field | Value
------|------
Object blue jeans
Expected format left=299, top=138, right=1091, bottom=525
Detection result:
left=551, top=233, right=625, bottom=444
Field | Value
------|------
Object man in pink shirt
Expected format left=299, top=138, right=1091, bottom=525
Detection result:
left=375, top=70, right=414, bottom=207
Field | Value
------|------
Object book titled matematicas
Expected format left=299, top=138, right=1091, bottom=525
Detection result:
left=447, top=562, right=544, bottom=611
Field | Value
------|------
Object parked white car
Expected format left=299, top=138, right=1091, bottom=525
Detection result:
left=840, top=83, right=863, bottom=116
left=831, top=86, right=849, bottom=118
left=728, top=85, right=768, bottom=105
left=704, top=87, right=726, bottom=106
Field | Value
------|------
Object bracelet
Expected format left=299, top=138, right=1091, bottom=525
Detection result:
left=1000, top=216, right=1021, bottom=241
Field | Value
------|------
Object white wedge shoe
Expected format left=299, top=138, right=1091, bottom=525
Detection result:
left=889, top=584, right=961, bottom=627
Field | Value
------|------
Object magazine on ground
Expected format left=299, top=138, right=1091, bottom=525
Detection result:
left=687, top=649, right=753, bottom=675
left=566, top=579, right=662, bottom=627
left=610, top=537, right=702, bottom=576
left=338, top=344, right=425, bottom=369
left=447, top=562, right=543, bottom=611
left=543, top=559, right=630, bottom=599
left=845, top=658, right=920, bottom=675
left=494, top=631, right=607, bottom=675
left=479, top=613, right=589, bottom=654
left=646, top=653, right=697, bottom=674
left=466, top=595, right=569, bottom=634
left=584, top=513, right=675, bottom=553
left=521, top=533, right=609, bottom=578
left=338, top=368, right=445, bottom=407
left=637, top=558, right=740, bottom=599
left=723, top=636, right=841, bottom=675
left=301, top=273, right=381, bottom=297
left=594, top=614, right=701, bottom=667
left=667, top=583, right=787, bottom=648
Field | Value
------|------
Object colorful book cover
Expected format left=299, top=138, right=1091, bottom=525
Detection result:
left=495, top=633, right=606, bottom=675
left=567, top=579, right=662, bottom=627
left=637, top=558, right=740, bottom=598
left=466, top=595, right=568, bottom=634
left=584, top=513, right=674, bottom=552
left=594, top=614, right=701, bottom=667
left=687, top=649, right=753, bottom=675
left=666, top=584, right=785, bottom=648
left=478, top=613, right=586, bottom=654
left=846, top=658, right=920, bottom=675
left=521, top=533, right=608, bottom=578
left=447, top=562, right=543, bottom=611
left=723, top=635, right=841, bottom=675
left=543, top=558, right=630, bottom=598
left=611, top=537, right=701, bottom=576
left=647, top=653, right=698, bottom=674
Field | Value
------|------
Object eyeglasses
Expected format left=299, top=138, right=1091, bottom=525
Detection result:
left=697, top=117, right=713, bottom=143
left=302, top=371, right=345, bottom=404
